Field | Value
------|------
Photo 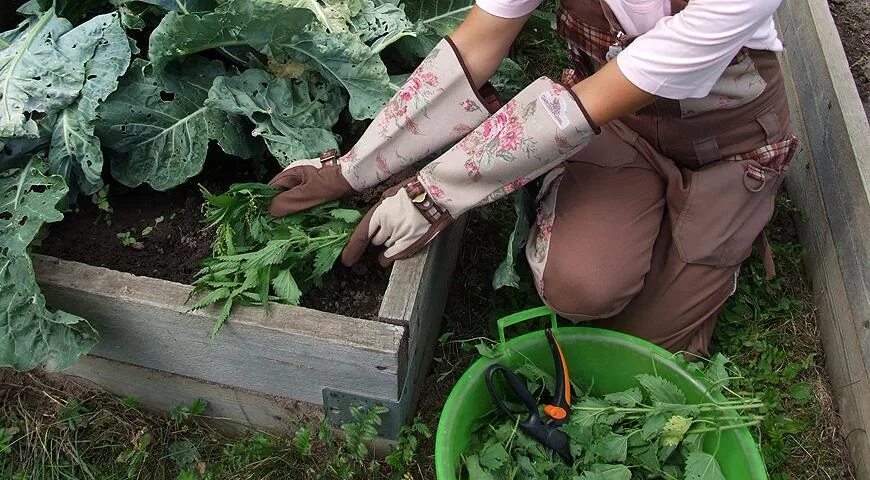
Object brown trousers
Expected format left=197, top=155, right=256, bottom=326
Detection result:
left=531, top=0, right=797, bottom=355
left=527, top=117, right=793, bottom=355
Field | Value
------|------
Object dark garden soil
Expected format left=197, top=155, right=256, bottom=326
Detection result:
left=36, top=149, right=392, bottom=320
left=829, top=0, right=870, bottom=118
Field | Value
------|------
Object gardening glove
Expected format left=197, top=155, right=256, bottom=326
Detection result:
left=341, top=77, right=599, bottom=267
left=267, top=37, right=500, bottom=217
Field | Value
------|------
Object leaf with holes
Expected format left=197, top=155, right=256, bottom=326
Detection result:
left=96, top=57, right=256, bottom=190
left=148, top=0, right=392, bottom=119
left=0, top=8, right=83, bottom=138
left=49, top=12, right=132, bottom=198
left=352, top=0, right=415, bottom=53
left=0, top=157, right=98, bottom=371
left=0, top=155, right=67, bottom=255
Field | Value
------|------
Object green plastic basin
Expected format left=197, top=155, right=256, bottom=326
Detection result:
left=435, top=307, right=767, bottom=479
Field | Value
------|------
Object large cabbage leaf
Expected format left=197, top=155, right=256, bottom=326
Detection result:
left=0, top=8, right=82, bottom=138
left=0, top=156, right=97, bottom=371
left=404, top=0, right=473, bottom=35
left=49, top=12, right=132, bottom=197
left=148, top=0, right=392, bottom=119
left=265, top=0, right=358, bottom=33
left=352, top=0, right=415, bottom=53
left=96, top=57, right=257, bottom=191
left=206, top=68, right=344, bottom=166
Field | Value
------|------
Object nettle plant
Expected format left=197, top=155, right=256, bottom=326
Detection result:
left=0, top=0, right=481, bottom=371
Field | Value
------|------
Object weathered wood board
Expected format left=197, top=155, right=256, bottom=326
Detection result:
left=60, top=355, right=319, bottom=434
left=777, top=0, right=870, bottom=477
left=34, top=220, right=466, bottom=438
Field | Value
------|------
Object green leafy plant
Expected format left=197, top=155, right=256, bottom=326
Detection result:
left=116, top=231, right=138, bottom=247
left=459, top=359, right=764, bottom=479
left=0, top=0, right=441, bottom=371
left=90, top=185, right=113, bottom=225
left=386, top=418, right=432, bottom=472
left=57, top=397, right=89, bottom=430
left=169, top=399, right=207, bottom=423
left=191, top=183, right=361, bottom=335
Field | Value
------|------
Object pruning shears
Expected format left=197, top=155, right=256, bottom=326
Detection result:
left=484, top=328, right=573, bottom=464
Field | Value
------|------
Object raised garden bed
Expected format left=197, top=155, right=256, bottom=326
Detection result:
left=31, top=165, right=465, bottom=438
left=34, top=214, right=465, bottom=438
left=777, top=0, right=870, bottom=477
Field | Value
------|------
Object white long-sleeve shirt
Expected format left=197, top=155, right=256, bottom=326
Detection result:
left=475, top=0, right=784, bottom=99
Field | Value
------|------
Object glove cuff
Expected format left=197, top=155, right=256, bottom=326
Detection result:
left=418, top=76, right=598, bottom=218
left=339, top=38, right=499, bottom=192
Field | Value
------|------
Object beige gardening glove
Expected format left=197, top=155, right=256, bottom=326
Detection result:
left=267, top=38, right=500, bottom=217
left=341, top=77, right=599, bottom=266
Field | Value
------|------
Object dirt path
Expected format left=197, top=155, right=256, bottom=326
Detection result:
left=829, top=0, right=870, bottom=119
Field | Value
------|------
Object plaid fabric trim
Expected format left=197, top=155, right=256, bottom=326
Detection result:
left=407, top=178, right=448, bottom=224
left=557, top=5, right=612, bottom=66
left=727, top=135, right=798, bottom=173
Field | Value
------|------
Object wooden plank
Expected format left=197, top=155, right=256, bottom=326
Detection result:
left=777, top=1, right=870, bottom=477
left=34, top=255, right=406, bottom=405
left=378, top=218, right=467, bottom=422
left=55, top=355, right=320, bottom=435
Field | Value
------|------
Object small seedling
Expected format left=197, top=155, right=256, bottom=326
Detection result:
left=91, top=185, right=113, bottom=225
left=58, top=397, right=88, bottom=430
left=170, top=399, right=207, bottom=422
left=117, top=231, right=137, bottom=246
left=140, top=216, right=165, bottom=237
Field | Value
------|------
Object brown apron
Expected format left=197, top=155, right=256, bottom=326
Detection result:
left=526, top=0, right=798, bottom=353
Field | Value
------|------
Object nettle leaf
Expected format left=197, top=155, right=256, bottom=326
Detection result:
left=206, top=68, right=343, bottom=166
left=641, top=412, right=669, bottom=441
left=0, top=156, right=67, bottom=255
left=684, top=452, right=726, bottom=480
left=149, top=0, right=391, bottom=119
left=604, top=387, right=644, bottom=407
left=272, top=269, right=302, bottom=305
left=703, top=353, right=731, bottom=393
left=329, top=208, right=363, bottom=224
left=96, top=57, right=254, bottom=190
left=464, top=454, right=495, bottom=480
left=579, top=464, right=631, bottom=480
left=312, top=243, right=343, bottom=279
left=0, top=9, right=83, bottom=138
left=591, top=433, right=628, bottom=463
left=478, top=442, right=509, bottom=471
left=49, top=12, right=132, bottom=197
left=636, top=373, right=686, bottom=405
left=572, top=398, right=610, bottom=428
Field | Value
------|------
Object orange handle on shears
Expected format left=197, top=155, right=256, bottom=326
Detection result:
left=543, top=328, right=571, bottom=425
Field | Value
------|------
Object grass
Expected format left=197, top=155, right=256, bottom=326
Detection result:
left=0, top=7, right=855, bottom=479
left=0, top=197, right=852, bottom=480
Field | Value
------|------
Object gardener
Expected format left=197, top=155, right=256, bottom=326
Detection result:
left=266, top=0, right=796, bottom=355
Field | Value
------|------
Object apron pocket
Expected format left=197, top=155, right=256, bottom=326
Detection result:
left=667, top=158, right=783, bottom=267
